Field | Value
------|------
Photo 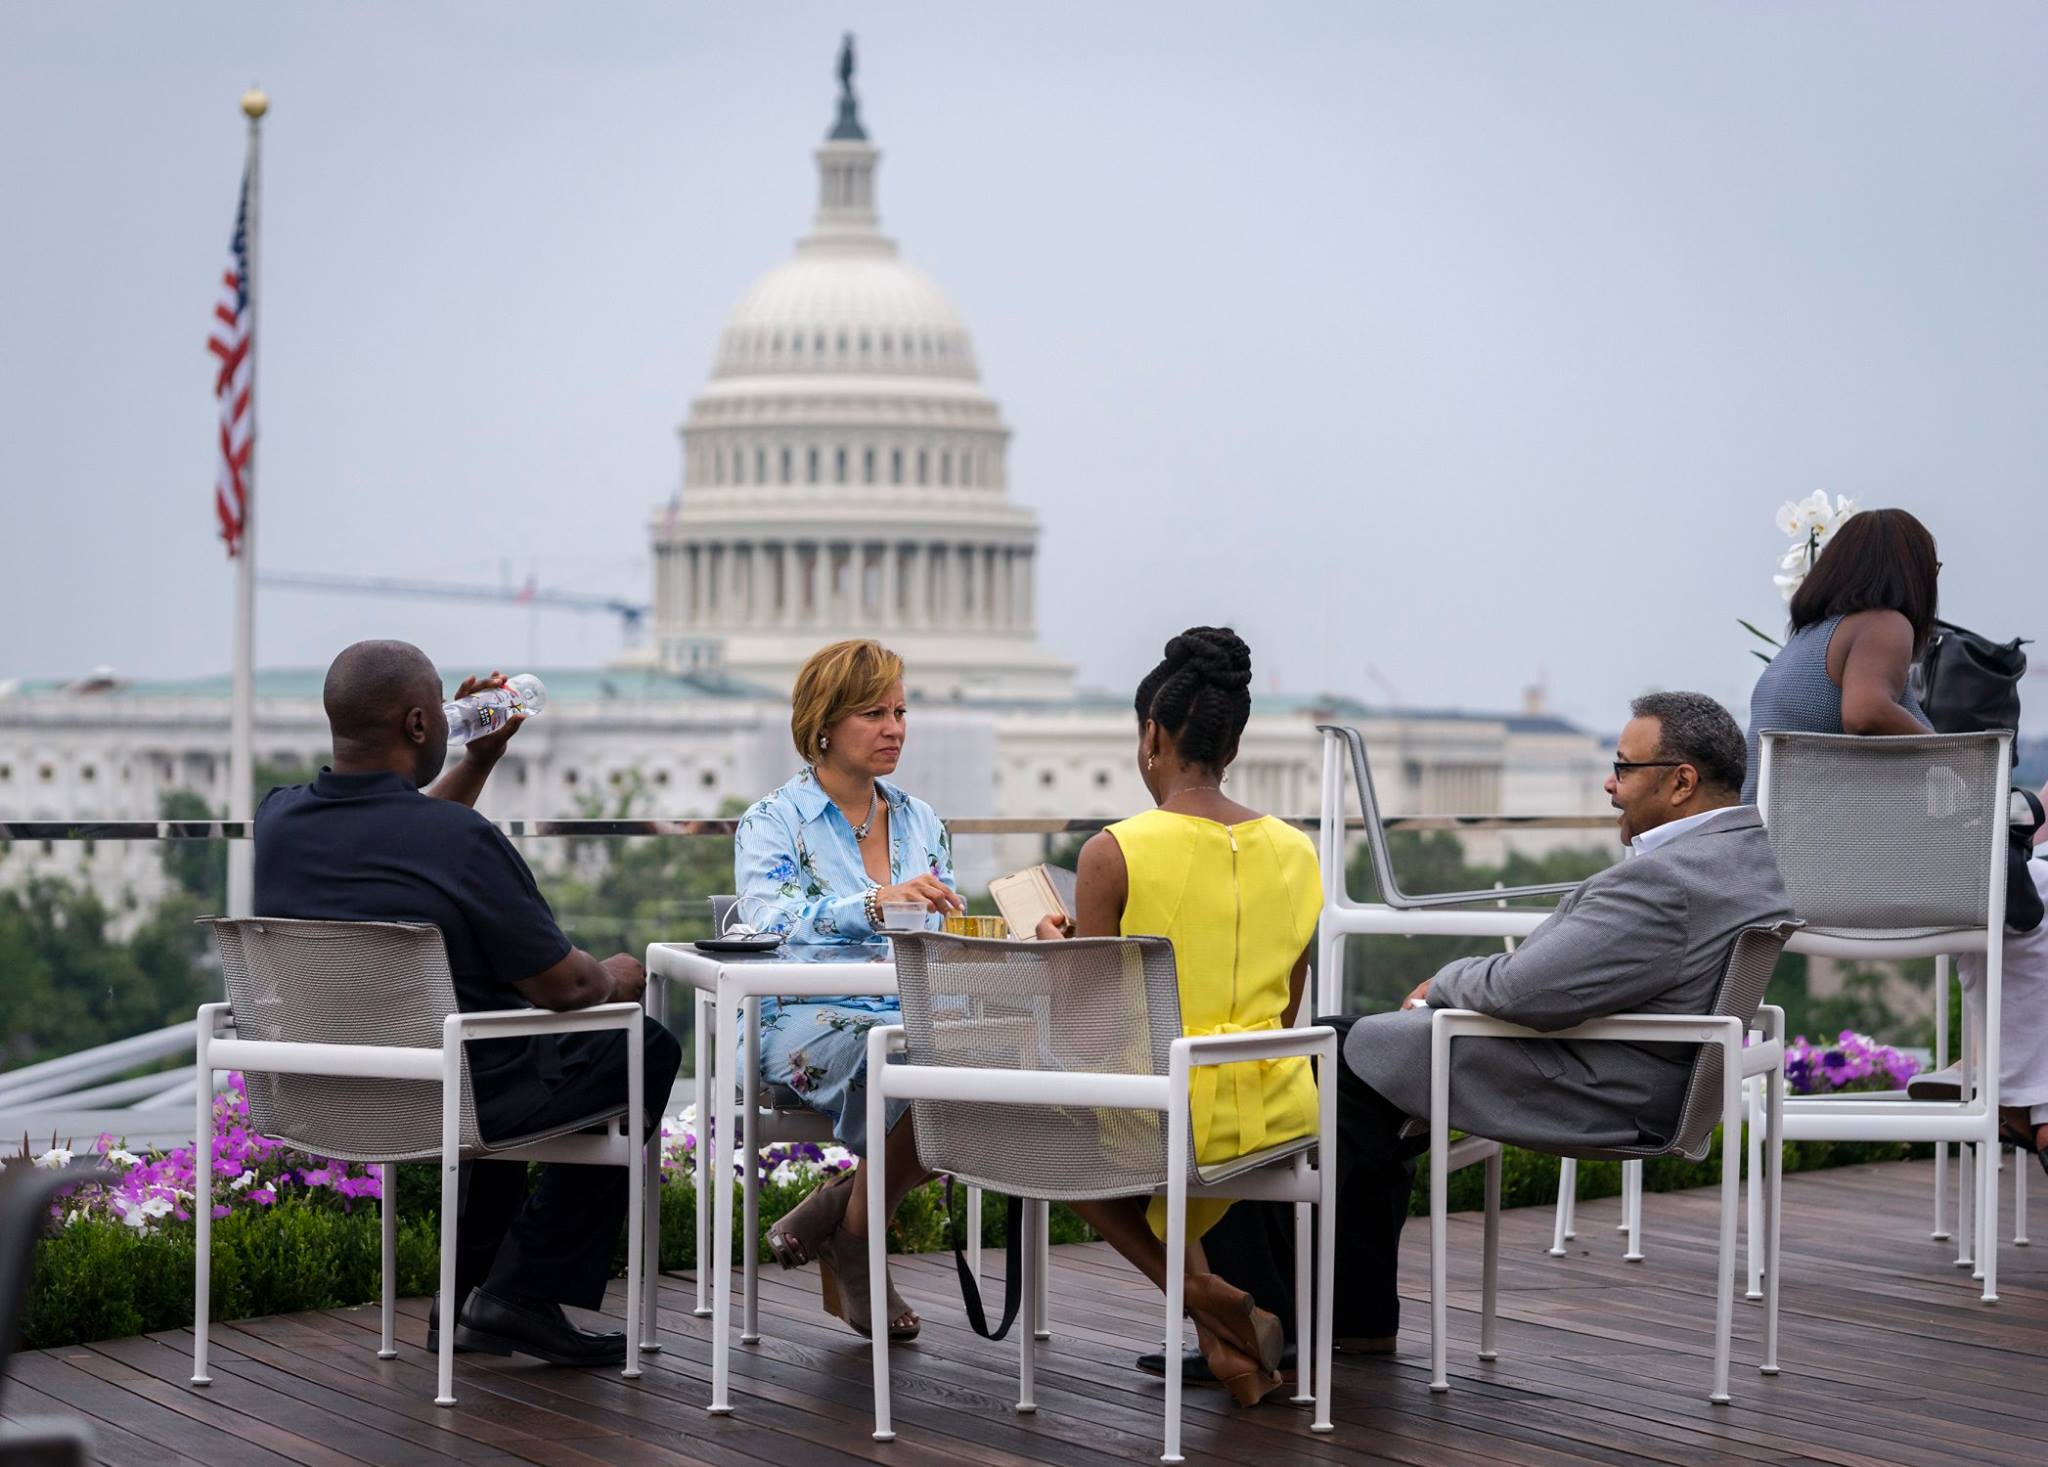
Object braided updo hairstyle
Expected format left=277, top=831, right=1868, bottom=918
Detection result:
left=1133, top=626, right=1254, bottom=770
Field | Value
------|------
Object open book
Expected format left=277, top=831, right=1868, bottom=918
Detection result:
left=987, top=863, right=1080, bottom=939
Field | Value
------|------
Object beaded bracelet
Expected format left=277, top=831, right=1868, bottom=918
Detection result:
left=863, top=886, right=882, bottom=932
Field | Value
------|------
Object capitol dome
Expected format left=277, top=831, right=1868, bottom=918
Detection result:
left=640, top=48, right=1074, bottom=702
left=712, top=252, right=980, bottom=383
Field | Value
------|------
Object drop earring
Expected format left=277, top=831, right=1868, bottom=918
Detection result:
left=820, top=735, right=830, bottom=751
left=1146, top=755, right=1156, bottom=771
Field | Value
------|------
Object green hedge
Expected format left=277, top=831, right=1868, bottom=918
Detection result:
left=22, top=1134, right=1918, bottom=1352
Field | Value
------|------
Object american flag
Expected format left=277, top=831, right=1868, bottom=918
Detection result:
left=208, top=169, right=254, bottom=556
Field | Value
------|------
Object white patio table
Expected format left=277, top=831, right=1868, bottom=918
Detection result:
left=645, top=938, right=900, bottom=1416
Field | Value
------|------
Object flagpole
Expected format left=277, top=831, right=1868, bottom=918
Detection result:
left=225, top=87, right=266, bottom=918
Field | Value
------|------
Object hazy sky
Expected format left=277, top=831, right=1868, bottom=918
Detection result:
left=3, top=2, right=2044, bottom=735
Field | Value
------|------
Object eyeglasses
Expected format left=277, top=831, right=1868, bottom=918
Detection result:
left=1611, top=759, right=1685, bottom=780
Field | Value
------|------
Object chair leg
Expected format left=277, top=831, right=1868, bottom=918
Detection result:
left=1933, top=956, right=1952, bottom=1243
left=1548, top=1157, right=1575, bottom=1256
left=436, top=1174, right=459, bottom=1406
left=1980, top=1134, right=2000, bottom=1303
left=1429, top=1047, right=1451, bottom=1395
left=1018, top=1196, right=1039, bottom=1416
left=1032, top=1198, right=1052, bottom=1340
left=379, top=1163, right=398, bottom=1359
left=2016, top=1147, right=2030, bottom=1247
left=1761, top=1072, right=1784, bottom=1377
left=1312, top=1104, right=1336, bottom=1434
left=1744, top=1084, right=1764, bottom=1301
left=641, top=1121, right=662, bottom=1351
left=1161, top=1164, right=1185, bottom=1461
left=1709, top=1080, right=1739, bottom=1404
left=1290, top=1200, right=1314, bottom=1405
left=1479, top=1150, right=1501, bottom=1362
left=693, top=991, right=713, bottom=1318
left=1958, top=1141, right=1977, bottom=1269
left=191, top=1065, right=213, bottom=1387
left=967, top=1184, right=984, bottom=1294
left=1958, top=1018, right=1977, bottom=1269
left=866, top=1050, right=894, bottom=1442
left=1623, top=1159, right=1645, bottom=1262
left=741, top=999, right=762, bottom=1345
left=624, top=1042, right=645, bottom=1380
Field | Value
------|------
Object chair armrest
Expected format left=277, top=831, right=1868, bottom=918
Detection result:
left=1173, top=1026, right=1337, bottom=1069
left=197, top=1001, right=234, bottom=1038
left=1431, top=1007, right=1743, bottom=1047
left=446, top=1002, right=644, bottom=1042
left=1753, top=1003, right=1785, bottom=1043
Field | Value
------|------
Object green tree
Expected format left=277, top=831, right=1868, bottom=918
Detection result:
left=1338, top=831, right=1609, bottom=1013
left=536, top=772, right=741, bottom=962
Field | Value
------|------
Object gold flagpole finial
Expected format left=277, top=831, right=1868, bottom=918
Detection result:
left=241, top=88, right=269, bottom=120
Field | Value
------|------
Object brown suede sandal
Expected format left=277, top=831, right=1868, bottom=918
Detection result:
left=815, top=1226, right=920, bottom=1342
left=765, top=1169, right=855, bottom=1269
left=1195, top=1318, right=1285, bottom=1407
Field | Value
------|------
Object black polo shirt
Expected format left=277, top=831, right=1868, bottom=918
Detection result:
left=252, top=769, right=573, bottom=1127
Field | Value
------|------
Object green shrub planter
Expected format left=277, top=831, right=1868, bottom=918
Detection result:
left=22, top=1133, right=1920, bottom=1352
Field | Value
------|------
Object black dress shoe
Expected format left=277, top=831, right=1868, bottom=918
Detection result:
left=457, top=1288, right=627, bottom=1367
left=1137, top=1343, right=1298, bottom=1381
left=425, top=1290, right=504, bottom=1356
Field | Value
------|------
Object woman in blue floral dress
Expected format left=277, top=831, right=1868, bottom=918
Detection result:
left=732, top=639, right=962, bottom=1339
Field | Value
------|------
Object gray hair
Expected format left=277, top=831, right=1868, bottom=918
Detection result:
left=1629, top=691, right=1746, bottom=795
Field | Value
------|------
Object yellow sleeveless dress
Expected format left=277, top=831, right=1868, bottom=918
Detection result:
left=1107, top=808, right=1323, bottom=1239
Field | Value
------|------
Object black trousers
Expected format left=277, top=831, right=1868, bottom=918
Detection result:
left=456, top=1016, right=681, bottom=1312
left=1199, top=1012, right=1419, bottom=1342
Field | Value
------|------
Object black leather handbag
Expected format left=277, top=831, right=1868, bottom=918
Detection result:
left=1914, top=620, right=2039, bottom=933
left=1915, top=620, right=2028, bottom=734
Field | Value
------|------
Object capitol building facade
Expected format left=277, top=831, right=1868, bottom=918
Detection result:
left=0, top=62, right=1614, bottom=901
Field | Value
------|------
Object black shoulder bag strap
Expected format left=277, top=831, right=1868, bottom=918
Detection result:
left=946, top=1176, right=1025, bottom=1340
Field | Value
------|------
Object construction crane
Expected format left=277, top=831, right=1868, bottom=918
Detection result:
left=261, top=570, right=649, bottom=648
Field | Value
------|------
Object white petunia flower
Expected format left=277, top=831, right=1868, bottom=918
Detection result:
left=228, top=1170, right=257, bottom=1192
left=140, top=1196, right=173, bottom=1218
left=104, top=1148, right=141, bottom=1169
left=33, top=1148, right=73, bottom=1170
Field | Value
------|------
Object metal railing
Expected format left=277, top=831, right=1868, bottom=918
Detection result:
left=0, top=812, right=1617, bottom=1150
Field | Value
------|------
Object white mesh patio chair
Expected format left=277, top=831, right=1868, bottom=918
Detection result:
left=863, top=932, right=1337, bottom=1464
left=193, top=917, right=654, bottom=1407
left=1310, top=726, right=1673, bottom=1261
left=1428, top=919, right=1802, bottom=1404
left=693, top=897, right=1026, bottom=1339
left=1756, top=730, right=2013, bottom=1300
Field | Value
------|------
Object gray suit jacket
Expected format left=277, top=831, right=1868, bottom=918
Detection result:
left=1343, top=806, right=1795, bottom=1153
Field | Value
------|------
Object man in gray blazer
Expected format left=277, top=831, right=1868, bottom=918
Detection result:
left=1327, top=690, right=1797, bottom=1347
left=1140, top=691, right=1795, bottom=1378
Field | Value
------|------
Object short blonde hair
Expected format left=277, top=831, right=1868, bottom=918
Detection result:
left=790, top=639, right=906, bottom=763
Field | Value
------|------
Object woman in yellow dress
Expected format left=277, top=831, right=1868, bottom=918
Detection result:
left=1037, top=627, right=1320, bottom=1406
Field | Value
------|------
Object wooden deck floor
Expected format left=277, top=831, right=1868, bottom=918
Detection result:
left=6, top=1157, right=2045, bottom=1467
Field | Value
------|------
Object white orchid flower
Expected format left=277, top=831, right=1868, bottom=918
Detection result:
left=1797, top=489, right=1834, bottom=535
left=1774, top=500, right=1806, bottom=537
left=1774, top=570, right=1804, bottom=603
left=1778, top=544, right=1809, bottom=572
left=33, top=1147, right=73, bottom=1170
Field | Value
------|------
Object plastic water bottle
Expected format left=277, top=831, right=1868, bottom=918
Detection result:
left=444, top=673, right=548, bottom=745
